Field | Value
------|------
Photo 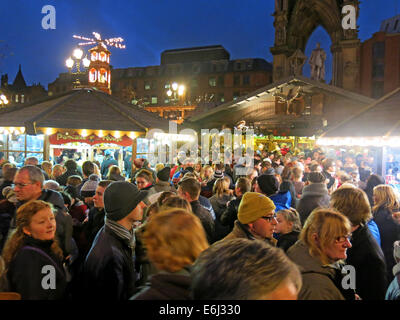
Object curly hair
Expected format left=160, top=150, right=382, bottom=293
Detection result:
left=143, top=208, right=209, bottom=273
left=2, top=200, right=63, bottom=267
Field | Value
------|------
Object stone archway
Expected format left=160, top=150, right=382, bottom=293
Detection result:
left=271, top=0, right=360, bottom=92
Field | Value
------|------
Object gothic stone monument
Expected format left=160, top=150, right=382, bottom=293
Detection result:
left=271, top=0, right=361, bottom=92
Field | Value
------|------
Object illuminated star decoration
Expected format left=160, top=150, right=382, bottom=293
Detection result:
left=73, top=32, right=126, bottom=50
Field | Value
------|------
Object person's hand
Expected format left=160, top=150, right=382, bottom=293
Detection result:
left=355, top=294, right=362, bottom=300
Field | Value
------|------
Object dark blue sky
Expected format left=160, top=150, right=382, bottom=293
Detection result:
left=0, top=0, right=397, bottom=89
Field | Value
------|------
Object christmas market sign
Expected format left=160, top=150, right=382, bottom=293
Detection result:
left=49, top=132, right=133, bottom=147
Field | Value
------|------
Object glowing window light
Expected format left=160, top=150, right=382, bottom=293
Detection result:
left=98, top=130, right=104, bottom=137
left=81, top=129, right=88, bottom=137
left=114, top=131, right=121, bottom=138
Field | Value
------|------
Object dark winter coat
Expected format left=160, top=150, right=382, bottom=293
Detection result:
left=373, top=206, right=400, bottom=280
left=56, top=169, right=82, bottom=186
left=296, top=183, right=330, bottom=226
left=199, top=195, right=216, bottom=220
left=276, top=230, right=300, bottom=252
left=190, top=200, right=215, bottom=244
left=322, top=170, right=335, bottom=189
left=0, top=199, right=15, bottom=253
left=7, top=236, right=67, bottom=300
left=346, top=224, right=388, bottom=300
left=84, top=207, right=105, bottom=248
left=287, top=240, right=355, bottom=300
left=209, top=194, right=234, bottom=241
left=147, top=181, right=176, bottom=195
left=220, top=196, right=242, bottom=231
left=83, top=224, right=137, bottom=300
left=131, top=267, right=192, bottom=300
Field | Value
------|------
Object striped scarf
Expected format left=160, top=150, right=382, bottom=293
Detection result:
left=105, top=218, right=136, bottom=251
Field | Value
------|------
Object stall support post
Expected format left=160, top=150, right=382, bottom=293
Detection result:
left=131, top=138, right=137, bottom=178
left=381, top=146, right=387, bottom=178
left=377, top=146, right=385, bottom=177
left=44, top=135, right=50, bottom=161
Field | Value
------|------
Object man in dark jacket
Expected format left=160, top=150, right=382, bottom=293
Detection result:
left=322, top=158, right=336, bottom=190
left=296, top=172, right=330, bottom=225
left=220, top=177, right=251, bottom=232
left=12, top=165, right=73, bottom=258
left=83, top=181, right=147, bottom=300
left=56, top=159, right=82, bottom=186
left=100, top=150, right=118, bottom=179
left=177, top=178, right=215, bottom=244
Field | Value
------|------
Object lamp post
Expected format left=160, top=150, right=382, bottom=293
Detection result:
left=0, top=94, right=9, bottom=107
left=166, top=82, right=185, bottom=105
left=65, top=47, right=90, bottom=74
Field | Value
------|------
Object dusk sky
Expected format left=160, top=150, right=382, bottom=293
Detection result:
left=0, top=0, right=398, bottom=89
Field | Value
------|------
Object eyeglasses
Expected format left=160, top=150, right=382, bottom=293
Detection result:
left=12, top=182, right=35, bottom=188
left=335, top=234, right=352, bottom=244
left=261, top=214, right=277, bottom=222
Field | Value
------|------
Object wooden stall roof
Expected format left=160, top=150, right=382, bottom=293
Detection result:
left=321, top=87, right=400, bottom=138
left=188, top=75, right=375, bottom=125
left=0, top=88, right=170, bottom=134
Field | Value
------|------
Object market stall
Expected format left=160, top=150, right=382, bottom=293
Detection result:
left=317, top=87, right=400, bottom=184
left=0, top=87, right=169, bottom=169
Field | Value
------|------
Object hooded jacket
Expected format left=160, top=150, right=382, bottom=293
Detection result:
left=209, top=194, right=234, bottom=241
left=296, top=183, right=330, bottom=225
left=287, top=240, right=346, bottom=300
left=270, top=190, right=292, bottom=211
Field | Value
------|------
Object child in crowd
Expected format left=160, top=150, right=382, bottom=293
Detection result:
left=275, top=208, right=302, bottom=252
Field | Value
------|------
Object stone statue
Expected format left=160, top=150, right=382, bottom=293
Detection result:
left=309, top=43, right=327, bottom=81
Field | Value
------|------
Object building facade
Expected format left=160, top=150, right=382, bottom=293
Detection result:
left=360, top=15, right=400, bottom=99
left=1, top=65, right=47, bottom=105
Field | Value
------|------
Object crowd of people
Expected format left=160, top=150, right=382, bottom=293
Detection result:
left=0, top=144, right=399, bottom=301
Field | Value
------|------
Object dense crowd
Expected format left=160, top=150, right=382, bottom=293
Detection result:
left=0, top=145, right=399, bottom=300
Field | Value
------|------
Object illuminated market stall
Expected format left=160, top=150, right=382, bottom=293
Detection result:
left=317, top=87, right=400, bottom=183
left=0, top=87, right=169, bottom=168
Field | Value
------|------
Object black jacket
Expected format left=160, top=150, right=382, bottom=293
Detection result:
left=7, top=236, right=67, bottom=300
left=56, top=169, right=82, bottom=186
left=83, top=224, right=137, bottom=300
left=84, top=207, right=105, bottom=248
left=373, top=206, right=400, bottom=279
left=277, top=231, right=300, bottom=252
left=220, top=196, right=242, bottom=231
left=190, top=200, right=215, bottom=244
left=346, top=224, right=388, bottom=300
left=322, top=170, right=335, bottom=189
left=296, top=183, right=330, bottom=226
left=209, top=194, right=233, bottom=241
left=131, top=268, right=192, bottom=300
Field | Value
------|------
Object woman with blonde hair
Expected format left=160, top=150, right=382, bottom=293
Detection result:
left=200, top=165, right=214, bottom=198
left=2, top=200, right=67, bottom=299
left=373, top=184, right=400, bottom=280
left=131, top=208, right=209, bottom=300
left=330, top=186, right=387, bottom=300
left=287, top=208, right=355, bottom=300
left=209, top=177, right=234, bottom=241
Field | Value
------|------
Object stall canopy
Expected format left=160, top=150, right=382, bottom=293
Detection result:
left=187, top=75, right=374, bottom=137
left=318, top=87, right=400, bottom=147
left=0, top=87, right=169, bottom=137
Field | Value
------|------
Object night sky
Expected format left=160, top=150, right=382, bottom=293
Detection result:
left=0, top=0, right=397, bottom=89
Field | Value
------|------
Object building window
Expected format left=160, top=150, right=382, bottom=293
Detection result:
left=190, top=79, right=198, bottom=88
left=373, top=42, right=385, bottom=59
left=218, top=93, right=225, bottom=103
left=165, top=83, right=170, bottom=89
left=372, top=64, right=384, bottom=78
left=151, top=96, right=158, bottom=104
left=21, top=95, right=24, bottom=103
left=209, top=77, right=217, bottom=87
left=235, top=62, right=242, bottom=71
left=395, top=20, right=399, bottom=31
left=234, top=75, right=240, bottom=86
left=243, top=75, right=250, bottom=85
left=372, top=81, right=384, bottom=99
left=233, top=92, right=240, bottom=101
left=144, top=81, right=151, bottom=90
left=15, top=95, right=18, bottom=103
left=217, top=76, right=224, bottom=87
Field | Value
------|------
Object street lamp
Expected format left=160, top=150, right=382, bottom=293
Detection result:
left=0, top=94, right=9, bottom=106
left=166, top=82, right=185, bottom=105
left=65, top=47, right=90, bottom=73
